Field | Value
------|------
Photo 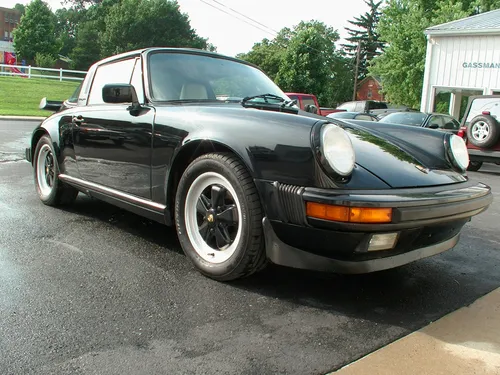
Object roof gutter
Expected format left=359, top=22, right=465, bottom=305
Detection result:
left=424, top=28, right=500, bottom=37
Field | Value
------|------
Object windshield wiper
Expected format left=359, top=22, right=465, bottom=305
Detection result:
left=241, top=93, right=295, bottom=107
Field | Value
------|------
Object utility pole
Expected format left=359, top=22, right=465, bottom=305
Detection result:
left=352, top=41, right=361, bottom=101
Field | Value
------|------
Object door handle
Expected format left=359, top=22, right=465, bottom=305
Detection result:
left=72, top=115, right=84, bottom=126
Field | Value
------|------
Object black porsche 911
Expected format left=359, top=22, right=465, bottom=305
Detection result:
left=26, top=48, right=493, bottom=281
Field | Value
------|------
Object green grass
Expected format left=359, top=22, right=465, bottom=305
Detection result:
left=0, top=76, right=80, bottom=116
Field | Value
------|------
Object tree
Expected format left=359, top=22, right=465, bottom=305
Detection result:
left=236, top=28, right=292, bottom=81
left=70, top=20, right=101, bottom=70
left=14, top=3, right=26, bottom=15
left=342, top=0, right=385, bottom=81
left=369, top=0, right=483, bottom=108
left=13, top=0, right=59, bottom=62
left=275, top=21, right=342, bottom=106
left=55, top=7, right=87, bottom=57
left=99, top=0, right=210, bottom=57
left=238, top=21, right=353, bottom=107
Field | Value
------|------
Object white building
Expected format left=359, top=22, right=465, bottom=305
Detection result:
left=420, top=9, right=500, bottom=119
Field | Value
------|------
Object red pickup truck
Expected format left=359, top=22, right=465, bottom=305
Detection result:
left=285, top=93, right=342, bottom=116
left=458, top=95, right=500, bottom=171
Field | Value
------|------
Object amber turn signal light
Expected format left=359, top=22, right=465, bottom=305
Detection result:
left=306, top=202, right=392, bottom=223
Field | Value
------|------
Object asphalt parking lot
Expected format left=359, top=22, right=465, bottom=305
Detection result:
left=1, top=119, right=500, bottom=375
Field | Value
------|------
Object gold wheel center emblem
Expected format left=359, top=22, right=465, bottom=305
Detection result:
left=207, top=214, right=214, bottom=223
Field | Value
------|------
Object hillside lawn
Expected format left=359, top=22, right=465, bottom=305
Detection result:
left=0, top=76, right=80, bottom=116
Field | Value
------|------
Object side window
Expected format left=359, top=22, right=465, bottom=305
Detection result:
left=130, top=58, right=145, bottom=103
left=354, top=102, right=365, bottom=112
left=87, top=58, right=136, bottom=105
left=302, top=97, right=316, bottom=108
left=443, top=116, right=460, bottom=130
left=67, top=83, right=82, bottom=104
left=428, top=115, right=445, bottom=128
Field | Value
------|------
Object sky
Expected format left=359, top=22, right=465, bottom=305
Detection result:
left=3, top=0, right=371, bottom=57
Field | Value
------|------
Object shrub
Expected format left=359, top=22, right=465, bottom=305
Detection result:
left=35, top=53, right=57, bottom=68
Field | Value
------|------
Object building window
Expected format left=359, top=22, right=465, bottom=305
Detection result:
left=367, top=89, right=372, bottom=99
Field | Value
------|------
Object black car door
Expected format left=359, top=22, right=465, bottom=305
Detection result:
left=72, top=57, right=155, bottom=199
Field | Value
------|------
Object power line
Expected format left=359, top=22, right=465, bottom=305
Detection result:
left=199, top=0, right=339, bottom=58
left=210, top=0, right=279, bottom=35
left=198, top=0, right=276, bottom=37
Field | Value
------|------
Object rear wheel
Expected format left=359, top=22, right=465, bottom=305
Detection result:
left=34, top=135, right=79, bottom=206
left=174, top=153, right=266, bottom=281
left=467, top=161, right=483, bottom=172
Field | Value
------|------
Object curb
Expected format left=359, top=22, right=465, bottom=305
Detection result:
left=0, top=115, right=46, bottom=121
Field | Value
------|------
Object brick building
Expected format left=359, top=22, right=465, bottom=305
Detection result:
left=356, top=76, right=385, bottom=101
left=0, top=7, right=21, bottom=42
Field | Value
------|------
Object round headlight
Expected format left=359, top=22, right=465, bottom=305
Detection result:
left=449, top=134, right=469, bottom=171
left=321, top=124, right=355, bottom=176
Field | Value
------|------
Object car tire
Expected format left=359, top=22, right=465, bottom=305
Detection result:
left=467, top=115, right=500, bottom=148
left=33, top=135, right=79, bottom=206
left=175, top=152, right=267, bottom=281
left=467, top=161, right=483, bottom=172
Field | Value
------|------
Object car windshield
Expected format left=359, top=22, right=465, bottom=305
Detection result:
left=148, top=52, right=290, bottom=104
left=464, top=97, right=500, bottom=125
left=379, top=112, right=427, bottom=126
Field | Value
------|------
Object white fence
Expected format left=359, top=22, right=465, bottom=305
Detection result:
left=0, top=64, right=86, bottom=81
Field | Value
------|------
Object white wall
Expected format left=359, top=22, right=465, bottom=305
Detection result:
left=0, top=41, right=15, bottom=53
left=420, top=34, right=500, bottom=113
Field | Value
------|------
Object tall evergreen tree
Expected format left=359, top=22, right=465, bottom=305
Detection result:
left=341, top=0, right=385, bottom=81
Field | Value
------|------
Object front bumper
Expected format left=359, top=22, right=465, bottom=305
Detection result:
left=263, top=218, right=460, bottom=274
left=257, top=180, right=493, bottom=273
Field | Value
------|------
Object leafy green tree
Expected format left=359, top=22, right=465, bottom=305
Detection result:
left=236, top=29, right=291, bottom=81
left=238, top=21, right=352, bottom=107
left=68, top=0, right=127, bottom=69
left=55, top=7, right=87, bottom=57
left=342, top=0, right=385, bottom=81
left=13, top=0, right=59, bottom=62
left=99, top=0, right=210, bottom=57
left=275, top=21, right=341, bottom=106
left=70, top=21, right=101, bottom=70
left=14, top=3, right=26, bottom=15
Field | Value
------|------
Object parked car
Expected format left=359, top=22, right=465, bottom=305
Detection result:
left=327, top=111, right=378, bottom=121
left=27, top=47, right=492, bottom=281
left=336, top=100, right=415, bottom=118
left=378, top=111, right=461, bottom=134
left=457, top=95, right=500, bottom=171
left=285, top=93, right=340, bottom=116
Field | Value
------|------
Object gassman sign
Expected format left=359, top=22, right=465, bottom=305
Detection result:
left=463, top=62, right=500, bottom=68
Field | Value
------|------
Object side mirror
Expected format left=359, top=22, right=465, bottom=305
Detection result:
left=428, top=123, right=439, bottom=129
left=102, top=84, right=139, bottom=105
left=39, top=97, right=63, bottom=112
left=305, top=104, right=318, bottom=114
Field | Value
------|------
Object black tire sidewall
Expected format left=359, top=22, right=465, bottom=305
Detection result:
left=467, top=115, right=499, bottom=148
left=175, top=156, right=256, bottom=279
left=33, top=135, right=61, bottom=205
left=467, top=161, right=482, bottom=171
